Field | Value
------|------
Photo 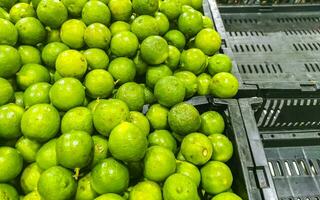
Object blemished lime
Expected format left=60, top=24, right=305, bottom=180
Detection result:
left=60, top=19, right=86, bottom=49
left=164, top=30, right=186, bottom=51
left=84, top=23, right=111, bottom=49
left=108, top=57, right=136, bottom=84
left=0, top=45, right=22, bottom=78
left=110, top=21, right=131, bottom=35
left=211, top=192, right=242, bottom=200
left=110, top=31, right=139, bottom=57
left=36, top=0, right=68, bottom=29
left=129, top=181, right=162, bottom=200
left=129, top=111, right=150, bottom=137
left=159, top=0, right=182, bottom=20
left=75, top=173, right=98, bottom=200
left=131, top=15, right=159, bottom=41
left=174, top=71, right=198, bottom=98
left=20, top=162, right=42, bottom=194
left=0, top=18, right=18, bottom=46
left=209, top=72, right=239, bottom=98
left=56, top=49, right=87, bottom=79
left=90, top=135, right=108, bottom=168
left=82, top=1, right=111, bottom=26
left=15, top=17, right=46, bottom=46
left=84, top=48, right=109, bottom=70
left=42, top=42, right=69, bottom=68
left=146, top=64, right=172, bottom=89
left=96, top=193, right=125, bottom=200
left=178, top=10, right=203, bottom=38
left=36, top=139, right=58, bottom=170
left=23, top=82, right=51, bottom=108
left=197, top=73, right=211, bottom=95
left=141, top=36, right=169, bottom=65
left=61, top=107, right=93, bottom=134
left=180, top=48, right=207, bottom=75
left=132, top=0, right=158, bottom=15
left=116, top=82, right=145, bottom=111
left=155, top=12, right=169, bottom=36
left=15, top=136, right=41, bottom=163
left=195, top=28, right=221, bottom=56
left=62, top=0, right=88, bottom=17
left=16, top=63, right=50, bottom=90
left=208, top=54, right=232, bottom=75
left=148, top=130, right=177, bottom=153
left=200, top=111, right=225, bottom=135
left=209, top=134, right=233, bottom=162
left=0, top=147, right=23, bottom=182
left=0, top=103, right=24, bottom=139
left=0, top=184, right=19, bottom=200
left=0, top=78, right=14, bottom=106
left=18, top=45, right=41, bottom=65
left=84, top=69, right=114, bottom=99
left=165, top=45, right=180, bottom=70
left=108, top=0, right=132, bottom=22
left=10, top=3, right=35, bottom=24
left=146, top=104, right=169, bottom=130
left=176, top=160, right=201, bottom=186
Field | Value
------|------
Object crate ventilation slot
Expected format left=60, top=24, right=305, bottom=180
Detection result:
left=232, top=44, right=273, bottom=52
left=239, top=63, right=283, bottom=74
left=277, top=17, right=320, bottom=23
left=284, top=29, right=320, bottom=36
left=293, top=42, right=320, bottom=51
left=268, top=159, right=319, bottom=177
left=228, top=31, right=264, bottom=36
left=305, top=63, right=320, bottom=72
left=223, top=18, right=258, bottom=24
left=281, top=197, right=320, bottom=200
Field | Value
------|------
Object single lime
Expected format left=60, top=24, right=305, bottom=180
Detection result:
left=116, top=82, right=145, bottom=111
left=84, top=23, right=111, bottom=49
left=36, top=139, right=58, bottom=170
left=195, top=28, right=221, bottom=56
left=0, top=184, right=19, bottom=200
left=148, top=130, right=177, bottom=153
left=131, top=15, right=159, bottom=41
left=146, top=64, right=172, bottom=88
left=82, top=1, right=111, bottom=26
left=129, top=181, right=162, bottom=200
left=108, top=57, right=136, bottom=84
left=18, top=45, right=41, bottom=65
left=84, top=48, right=109, bottom=70
left=209, top=134, right=233, bottom=162
left=20, top=162, right=42, bottom=194
left=211, top=192, right=242, bottom=200
left=15, top=136, right=41, bottom=163
left=178, top=10, right=203, bottom=38
left=132, top=0, right=158, bottom=15
left=46, top=28, right=61, bottom=43
left=37, top=0, right=68, bottom=29
left=165, top=45, right=180, bottom=70
left=0, top=104, right=24, bottom=139
left=56, top=49, right=87, bottom=79
left=197, top=73, right=211, bottom=95
left=164, top=30, right=186, bottom=51
left=62, top=0, right=88, bottom=17
left=209, top=72, right=239, bottom=98
left=0, top=147, right=23, bottom=182
left=110, top=31, right=139, bottom=57
left=180, top=48, right=207, bottom=75
left=61, top=107, right=93, bottom=134
left=41, top=42, right=69, bottom=68
left=110, top=21, right=131, bottom=35
left=17, top=64, right=50, bottom=90
left=176, top=161, right=201, bottom=186
left=155, top=12, right=169, bottom=35
left=208, top=54, right=232, bottom=75
left=108, top=0, right=132, bottom=22
left=0, top=45, right=22, bottom=78
left=174, top=71, right=198, bottom=98
left=200, top=111, right=225, bottom=135
left=90, top=135, right=108, bottom=168
left=129, top=111, right=150, bottom=137
left=96, top=193, right=125, bottom=200
left=60, top=19, right=86, bottom=49
left=84, top=69, right=114, bottom=98
left=146, top=104, right=169, bottom=130
left=141, top=36, right=169, bottom=65
left=159, top=0, right=182, bottom=20
left=0, top=18, right=18, bottom=46
left=15, top=17, right=46, bottom=46
left=203, top=16, right=214, bottom=28
left=0, top=78, right=14, bottom=106
left=23, top=82, right=51, bottom=108
left=14, top=92, right=24, bottom=107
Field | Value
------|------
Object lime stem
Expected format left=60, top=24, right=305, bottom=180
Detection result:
left=73, top=168, right=80, bottom=180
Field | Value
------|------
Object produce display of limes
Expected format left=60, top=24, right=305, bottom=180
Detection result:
left=0, top=0, right=243, bottom=199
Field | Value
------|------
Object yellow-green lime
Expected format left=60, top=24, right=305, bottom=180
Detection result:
left=209, top=72, right=239, bottom=98
left=195, top=28, right=221, bottom=56
left=116, top=82, right=145, bottom=111
left=0, top=45, right=21, bottom=78
left=0, top=147, right=23, bottom=182
left=148, top=130, right=177, bottom=153
left=15, top=17, right=46, bottom=45
left=84, top=48, right=109, bottom=70
left=211, top=192, right=242, bottom=200
left=209, top=134, right=233, bottom=162
left=176, top=161, right=201, bottom=186
left=165, top=45, right=180, bottom=70
left=146, top=64, right=172, bottom=88
left=133, top=51, right=148, bottom=76
left=0, top=184, right=19, bottom=200
left=200, top=111, right=225, bottom=135
left=61, top=107, right=93, bottom=134
left=197, top=73, right=211, bottom=95
left=129, top=111, right=150, bottom=137
left=159, top=0, right=182, bottom=20
left=140, top=84, right=156, bottom=104
left=84, top=69, right=114, bottom=98
left=90, top=135, right=108, bottom=168
left=110, top=21, right=131, bottom=35
left=108, top=0, right=132, bottom=22
left=46, top=28, right=61, bottom=43
left=42, top=42, right=69, bottom=68
left=180, top=48, right=207, bottom=75
left=23, top=190, right=42, bottom=200
left=178, top=10, right=203, bottom=37
left=203, top=16, right=214, bottom=28
left=0, top=103, right=24, bottom=139
left=23, top=82, right=51, bottom=108
left=108, top=57, right=136, bottom=84
left=75, top=173, right=98, bottom=200
left=82, top=1, right=111, bottom=26
left=129, top=181, right=162, bottom=200
left=174, top=71, right=198, bottom=98
left=15, top=136, right=41, bottom=163
left=36, top=0, right=68, bottom=29
left=131, top=15, right=159, bottom=41
left=62, top=0, right=88, bottom=17
left=0, top=78, right=14, bottom=106
left=35, top=139, right=58, bottom=170
left=0, top=18, right=18, bottom=46
left=20, top=162, right=42, bottom=194
left=208, top=54, right=232, bottom=75
left=18, top=45, right=41, bottom=65
left=132, top=0, right=158, bottom=15
left=60, top=19, right=86, bottom=49
left=146, top=104, right=169, bottom=130
left=84, top=23, right=111, bottom=49
left=17, top=64, right=50, bottom=90
left=155, top=12, right=169, bottom=35
left=96, top=193, right=125, bottom=200
left=110, top=31, right=139, bottom=57
left=56, top=49, right=87, bottom=79
left=14, top=92, right=24, bottom=107
left=164, top=30, right=186, bottom=51
left=141, top=36, right=169, bottom=65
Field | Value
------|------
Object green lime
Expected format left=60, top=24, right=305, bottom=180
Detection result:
left=176, top=161, right=201, bottom=186
left=15, top=17, right=46, bottom=46
left=62, top=0, right=88, bottom=17
left=155, top=12, right=169, bottom=35
left=60, top=19, right=86, bottom=49
left=0, top=18, right=18, bottom=46
left=131, top=15, right=159, bottom=41
left=129, top=181, right=162, bottom=200
left=20, top=162, right=42, bottom=194
left=82, top=1, right=111, bottom=26
left=23, top=82, right=51, bottom=108
left=36, top=139, right=58, bottom=170
left=0, top=78, right=14, bottom=106
left=49, top=77, right=85, bottom=111
left=0, top=184, right=19, bottom=200
left=110, top=31, right=139, bottom=57
left=36, top=0, right=68, bottom=29
left=0, top=0, right=17, bottom=10
left=133, top=51, right=148, bottom=76
left=0, top=45, right=22, bottom=78
left=163, top=173, right=199, bottom=200
left=200, top=111, right=225, bottom=135
left=90, top=135, right=108, bottom=168
left=180, top=48, right=207, bottom=75
left=75, top=173, right=98, bottom=200
left=110, top=21, right=131, bottom=35
left=38, top=166, right=77, bottom=200
left=146, top=104, right=169, bottom=130
left=140, top=84, right=156, bottom=104
left=84, top=69, right=114, bottom=98
left=165, top=45, right=180, bottom=70
left=56, top=49, right=87, bottom=79
left=195, top=28, right=221, bottom=56
left=208, top=54, right=232, bottom=75
left=116, top=82, right=145, bottom=111
left=17, top=64, right=50, bottom=90
left=211, top=192, right=242, bottom=200
left=178, top=10, right=203, bottom=38
left=15, top=136, right=41, bottom=163
left=14, top=92, right=24, bottom=107
left=154, top=76, right=186, bottom=107
left=0, top=147, right=23, bottom=182
left=148, top=130, right=177, bottom=153
left=0, top=7, right=10, bottom=20
left=174, top=71, right=198, bottom=98
left=23, top=190, right=42, bottom=200
left=108, top=0, right=132, bottom=22
left=197, top=73, right=211, bottom=95
left=96, top=193, right=125, bottom=200
left=93, top=99, right=130, bottom=136
left=41, top=42, right=69, bottom=68
left=129, top=111, right=150, bottom=137
left=141, top=36, right=169, bottom=65
left=146, top=64, right=172, bottom=88
left=61, top=107, right=93, bottom=134
left=91, top=158, right=129, bottom=194
left=46, top=28, right=61, bottom=43
left=84, top=23, right=111, bottom=49
left=209, top=72, right=239, bottom=98
left=132, top=0, right=158, bottom=15
left=159, top=0, right=181, bottom=20
left=144, top=146, right=176, bottom=182
left=0, top=104, right=24, bottom=139
left=201, top=161, right=233, bottom=194
left=108, top=57, right=136, bottom=84
left=18, top=45, right=41, bottom=65
left=168, top=102, right=201, bottom=135
left=203, top=16, right=214, bottom=28
left=84, top=48, right=109, bottom=70
left=21, top=104, right=60, bottom=142
left=209, top=134, right=233, bottom=162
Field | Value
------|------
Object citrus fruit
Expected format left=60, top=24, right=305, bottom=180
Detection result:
left=15, top=136, right=41, bottom=163
left=91, top=158, right=129, bottom=194
left=116, top=82, right=145, bottom=111
left=96, top=193, right=125, bottom=200
left=141, top=36, right=169, bottom=65
left=0, top=7, right=10, bottom=20
left=0, top=78, right=14, bottom=106
left=62, top=0, right=88, bottom=17
left=208, top=54, right=232, bottom=75
left=110, top=31, right=139, bottom=57
left=35, top=139, right=58, bottom=170
left=203, top=16, right=214, bottom=28
left=0, top=103, right=24, bottom=139
left=61, top=107, right=93, bottom=134
left=42, top=42, right=69, bottom=68
left=131, top=15, right=159, bottom=41
left=200, top=111, right=225, bottom=135
left=15, top=17, right=46, bottom=45
left=197, top=73, right=211, bottom=95
left=164, top=30, right=186, bottom=51
left=176, top=161, right=201, bottom=186
left=140, top=84, right=156, bottom=104
left=109, top=122, right=147, bottom=162
left=90, top=135, right=108, bottom=168
left=159, top=0, right=181, bottom=20
left=75, top=173, right=97, bottom=200
left=129, top=111, right=150, bottom=137
left=174, top=71, right=198, bottom=98
left=163, top=173, right=199, bottom=200
left=0, top=45, right=22, bottom=78
left=178, top=9, right=203, bottom=38
left=14, top=92, right=24, bottom=107
left=132, top=0, right=158, bottom=15
left=18, top=45, right=41, bottom=65
left=46, top=28, right=61, bottom=43
left=195, top=28, right=221, bottom=56
left=60, top=19, right=86, bottom=49
left=154, top=76, right=186, bottom=107
left=209, top=72, right=239, bottom=98
left=82, top=1, right=111, bottom=26
left=0, top=18, right=18, bottom=46
left=165, top=45, right=180, bottom=70
left=129, top=180, right=162, bottom=200
left=0, top=147, right=23, bottom=182
left=84, top=23, right=111, bottom=49
left=110, top=21, right=131, bottom=35
left=84, top=69, right=114, bottom=98
left=168, top=102, right=201, bottom=135
left=155, top=12, right=169, bottom=35
left=20, top=162, right=42, bottom=194
left=0, top=184, right=19, bottom=200
left=209, top=134, right=233, bottom=162
left=93, top=99, right=130, bottom=136
left=38, top=166, right=77, bottom=200
left=108, top=0, right=132, bottom=22
left=23, top=190, right=42, bottom=200
left=56, top=49, right=87, bottom=79
left=49, top=77, right=85, bottom=111
left=211, top=192, right=242, bottom=200
left=84, top=48, right=109, bottom=70
left=16, top=64, right=50, bottom=90
left=108, top=57, right=136, bottom=84
left=180, top=48, right=207, bottom=75
left=0, top=0, right=17, bottom=10
left=36, top=0, right=68, bottom=29
left=148, top=130, right=177, bottom=153
left=201, top=161, right=233, bottom=194
left=56, top=130, right=93, bottom=169
left=146, top=64, right=172, bottom=88
left=23, top=82, right=51, bottom=108
left=133, top=51, right=148, bottom=76
left=146, top=104, right=169, bottom=130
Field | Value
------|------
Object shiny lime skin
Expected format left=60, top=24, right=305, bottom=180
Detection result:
left=61, top=107, right=93, bottom=134
left=0, top=78, right=14, bottom=106
left=20, top=162, right=43, bottom=194
left=36, top=0, right=68, bottom=28
left=84, top=69, right=114, bottom=99
left=0, top=45, right=22, bottom=78
left=0, top=104, right=24, bottom=139
left=18, top=45, right=42, bottom=65
left=0, top=18, right=18, bottom=46
left=35, top=139, right=58, bottom=170
left=110, top=31, right=139, bottom=57
left=0, top=147, right=23, bottom=182
left=15, top=136, right=41, bottom=163
left=9, top=3, right=36, bottom=23
left=116, top=82, right=145, bottom=111
left=84, top=23, right=111, bottom=49
left=23, top=82, right=51, bottom=108
left=15, top=17, right=46, bottom=46
left=82, top=1, right=111, bottom=26
left=41, top=42, right=69, bottom=68
left=60, top=19, right=86, bottom=49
